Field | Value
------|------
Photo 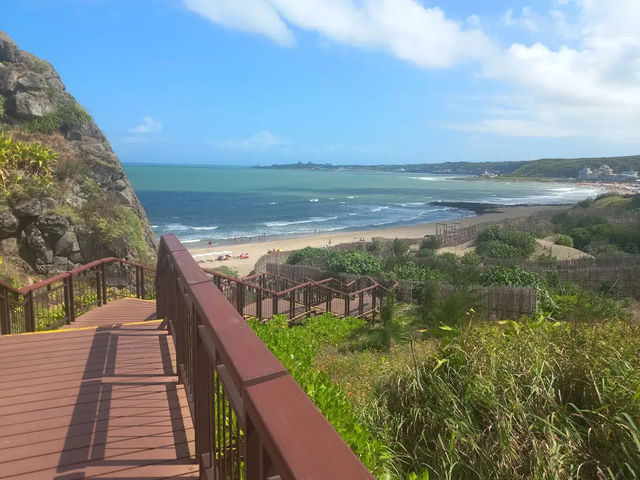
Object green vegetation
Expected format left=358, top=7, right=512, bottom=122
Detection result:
left=552, top=210, right=640, bottom=253
left=476, top=225, right=537, bottom=259
left=210, top=265, right=239, bottom=278
left=252, top=287, right=638, bottom=479
left=249, top=314, right=392, bottom=476
left=0, top=133, right=57, bottom=200
left=511, top=155, right=640, bottom=178
left=554, top=233, right=574, bottom=247
left=26, top=101, right=90, bottom=134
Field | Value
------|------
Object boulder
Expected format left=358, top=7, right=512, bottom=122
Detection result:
left=22, top=222, right=50, bottom=265
left=54, top=230, right=80, bottom=256
left=0, top=210, right=19, bottom=238
left=0, top=237, right=18, bottom=255
left=16, top=72, right=44, bottom=91
left=0, top=32, right=18, bottom=63
left=6, top=90, right=54, bottom=119
left=0, top=63, right=17, bottom=92
left=36, top=214, right=69, bottom=244
left=12, top=197, right=56, bottom=218
left=50, top=256, right=73, bottom=273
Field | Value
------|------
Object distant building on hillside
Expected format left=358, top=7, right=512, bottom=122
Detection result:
left=578, top=167, right=593, bottom=179
left=578, top=165, right=639, bottom=182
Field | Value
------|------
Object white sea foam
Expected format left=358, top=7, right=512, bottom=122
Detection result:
left=264, top=216, right=338, bottom=227
left=181, top=239, right=201, bottom=244
left=192, top=226, right=219, bottom=231
left=409, top=176, right=439, bottom=181
left=370, top=206, right=390, bottom=212
left=346, top=195, right=355, bottom=199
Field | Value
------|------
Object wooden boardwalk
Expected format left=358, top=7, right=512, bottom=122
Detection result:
left=0, top=299, right=197, bottom=480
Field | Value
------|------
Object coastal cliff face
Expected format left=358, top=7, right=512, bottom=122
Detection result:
left=0, top=32, right=156, bottom=282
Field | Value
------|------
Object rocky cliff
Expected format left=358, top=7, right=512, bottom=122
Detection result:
left=0, top=32, right=156, bottom=283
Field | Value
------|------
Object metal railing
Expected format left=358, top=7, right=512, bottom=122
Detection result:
left=157, top=234, right=374, bottom=479
left=0, top=258, right=155, bottom=335
left=207, top=270, right=393, bottom=322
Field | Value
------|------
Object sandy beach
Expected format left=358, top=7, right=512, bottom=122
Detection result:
left=189, top=205, right=563, bottom=276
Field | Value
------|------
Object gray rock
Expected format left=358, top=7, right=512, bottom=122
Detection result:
left=16, top=72, right=44, bottom=91
left=12, top=197, right=55, bottom=218
left=6, top=91, right=54, bottom=119
left=69, top=251, right=84, bottom=263
left=0, top=210, right=19, bottom=237
left=51, top=256, right=73, bottom=272
left=0, top=237, right=18, bottom=255
left=114, top=179, right=127, bottom=191
left=22, top=222, right=49, bottom=266
left=54, top=230, right=79, bottom=256
left=36, top=214, right=69, bottom=244
left=0, top=32, right=18, bottom=63
left=0, top=63, right=17, bottom=92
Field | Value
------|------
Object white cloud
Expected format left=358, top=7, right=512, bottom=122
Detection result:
left=185, top=0, right=640, bottom=144
left=469, top=0, right=640, bottom=142
left=214, top=130, right=290, bottom=149
left=183, top=0, right=492, bottom=68
left=129, top=116, right=163, bottom=134
left=183, top=0, right=294, bottom=46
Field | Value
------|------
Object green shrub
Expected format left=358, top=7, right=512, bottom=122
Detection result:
left=367, top=238, right=383, bottom=253
left=26, top=101, right=90, bottom=134
left=287, top=246, right=332, bottom=265
left=476, top=225, right=536, bottom=259
left=421, top=237, right=441, bottom=250
left=0, top=133, right=57, bottom=198
left=555, top=233, right=574, bottom=247
left=461, top=251, right=482, bottom=266
left=392, top=238, right=410, bottom=257
left=326, top=250, right=384, bottom=276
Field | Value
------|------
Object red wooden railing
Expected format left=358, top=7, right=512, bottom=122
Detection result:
left=207, top=270, right=395, bottom=322
left=0, top=257, right=155, bottom=335
left=157, top=234, right=374, bottom=479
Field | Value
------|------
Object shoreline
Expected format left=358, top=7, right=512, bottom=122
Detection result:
left=189, top=205, right=564, bottom=277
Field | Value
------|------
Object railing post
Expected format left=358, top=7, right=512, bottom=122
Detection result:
left=0, top=286, right=11, bottom=335
left=256, top=288, right=263, bottom=321
left=135, top=266, right=141, bottom=298
left=24, top=291, right=36, bottom=332
left=96, top=267, right=103, bottom=307
left=68, top=275, right=76, bottom=323
left=371, top=289, right=377, bottom=320
left=194, top=326, right=213, bottom=475
left=140, top=267, right=146, bottom=300
left=63, top=277, right=72, bottom=325
left=237, top=282, right=244, bottom=316
left=273, top=294, right=278, bottom=316
left=344, top=294, right=350, bottom=318
left=101, top=263, right=107, bottom=304
left=359, top=291, right=364, bottom=316
left=305, top=284, right=311, bottom=318
left=326, top=289, right=332, bottom=314
left=289, top=290, right=295, bottom=319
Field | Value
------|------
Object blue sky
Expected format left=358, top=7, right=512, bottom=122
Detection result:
left=2, top=0, right=639, bottom=165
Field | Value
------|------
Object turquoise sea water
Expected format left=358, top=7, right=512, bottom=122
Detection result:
left=124, top=165, right=602, bottom=246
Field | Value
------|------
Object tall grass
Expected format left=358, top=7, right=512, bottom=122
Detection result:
left=366, top=316, right=640, bottom=479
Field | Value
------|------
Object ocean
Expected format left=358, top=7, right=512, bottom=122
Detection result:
left=124, top=165, right=603, bottom=247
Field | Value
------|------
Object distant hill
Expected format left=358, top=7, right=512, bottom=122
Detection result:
left=511, top=155, right=640, bottom=178
left=257, top=155, right=640, bottom=178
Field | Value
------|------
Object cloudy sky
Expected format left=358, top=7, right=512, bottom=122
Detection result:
left=3, top=0, right=640, bottom=164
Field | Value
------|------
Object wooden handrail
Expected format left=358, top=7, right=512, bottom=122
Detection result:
left=157, top=234, right=374, bottom=479
left=0, top=257, right=156, bottom=335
